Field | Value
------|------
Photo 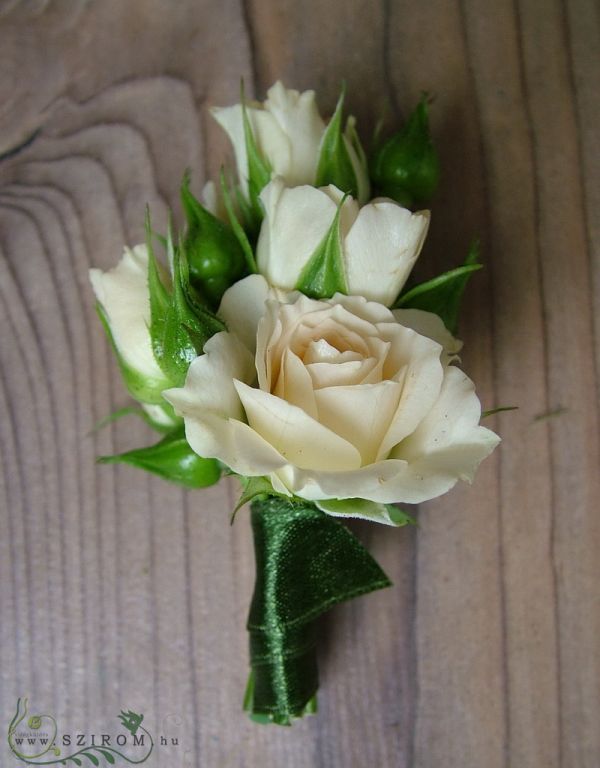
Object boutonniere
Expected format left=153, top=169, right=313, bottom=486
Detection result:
left=90, top=81, right=500, bottom=724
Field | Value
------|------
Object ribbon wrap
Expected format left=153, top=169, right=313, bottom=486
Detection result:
left=245, top=496, right=391, bottom=724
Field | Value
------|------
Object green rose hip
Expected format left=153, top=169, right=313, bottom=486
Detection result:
left=181, top=173, right=246, bottom=306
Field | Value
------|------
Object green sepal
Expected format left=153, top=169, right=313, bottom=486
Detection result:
left=234, top=179, right=259, bottom=234
left=220, top=168, right=258, bottom=273
left=232, top=476, right=276, bottom=522
left=344, top=115, right=370, bottom=203
left=315, top=84, right=360, bottom=198
left=167, top=242, right=225, bottom=379
left=295, top=196, right=348, bottom=299
left=394, top=241, right=482, bottom=334
left=316, top=497, right=416, bottom=526
left=90, top=406, right=143, bottom=435
left=148, top=217, right=225, bottom=386
left=95, top=303, right=172, bottom=404
left=245, top=496, right=391, bottom=724
left=385, top=504, right=417, bottom=526
left=146, top=214, right=172, bottom=365
left=482, top=406, right=518, bottom=418
left=241, top=81, right=272, bottom=225
left=370, top=95, right=440, bottom=206
left=97, top=426, right=221, bottom=489
left=180, top=172, right=246, bottom=307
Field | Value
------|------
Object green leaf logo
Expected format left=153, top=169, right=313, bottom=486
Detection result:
left=7, top=699, right=154, bottom=766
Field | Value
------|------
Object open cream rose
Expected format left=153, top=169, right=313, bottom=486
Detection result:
left=164, top=275, right=499, bottom=524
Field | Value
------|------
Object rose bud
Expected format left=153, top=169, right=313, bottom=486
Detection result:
left=256, top=178, right=429, bottom=307
left=212, top=81, right=369, bottom=206
left=370, top=97, right=440, bottom=207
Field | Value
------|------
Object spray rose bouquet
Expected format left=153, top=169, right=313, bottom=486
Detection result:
left=90, top=82, right=500, bottom=724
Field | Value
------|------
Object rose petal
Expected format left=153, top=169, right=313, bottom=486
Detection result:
left=303, top=339, right=375, bottom=389
left=212, top=83, right=327, bottom=194
left=234, top=380, right=361, bottom=471
left=359, top=358, right=385, bottom=384
left=273, top=459, right=408, bottom=502
left=381, top=366, right=501, bottom=502
left=271, top=377, right=498, bottom=504
left=375, top=327, right=445, bottom=458
left=191, top=413, right=288, bottom=476
left=319, top=184, right=360, bottom=232
left=303, top=338, right=362, bottom=364
left=253, top=106, right=292, bottom=163
left=330, top=292, right=396, bottom=325
left=307, top=358, right=378, bottom=389
left=163, top=332, right=287, bottom=475
left=270, top=457, right=439, bottom=505
left=295, top=317, right=370, bottom=358
left=259, top=295, right=374, bottom=391
left=392, top=308, right=463, bottom=364
left=210, top=104, right=249, bottom=193
left=274, top=348, right=318, bottom=419
left=218, top=274, right=270, bottom=354
left=262, top=82, right=325, bottom=185
left=256, top=299, right=283, bottom=392
left=257, top=181, right=340, bottom=290
left=164, top=331, right=253, bottom=417
left=393, top=365, right=498, bottom=461
left=302, top=301, right=379, bottom=339
left=315, top=381, right=402, bottom=464
left=89, top=244, right=168, bottom=383
left=344, top=204, right=430, bottom=306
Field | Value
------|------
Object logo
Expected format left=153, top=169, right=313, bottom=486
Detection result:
left=8, top=698, right=154, bottom=765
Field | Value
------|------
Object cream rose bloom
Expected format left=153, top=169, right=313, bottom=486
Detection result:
left=163, top=275, right=499, bottom=525
left=212, top=81, right=369, bottom=202
left=257, top=179, right=430, bottom=307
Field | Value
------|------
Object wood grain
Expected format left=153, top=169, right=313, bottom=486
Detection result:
left=0, top=1, right=598, bottom=766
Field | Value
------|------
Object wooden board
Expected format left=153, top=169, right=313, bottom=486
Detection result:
left=0, top=1, right=598, bottom=765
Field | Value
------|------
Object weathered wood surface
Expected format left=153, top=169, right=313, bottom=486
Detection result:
left=0, top=1, right=598, bottom=766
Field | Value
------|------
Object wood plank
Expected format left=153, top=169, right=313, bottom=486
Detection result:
left=515, top=0, right=600, bottom=762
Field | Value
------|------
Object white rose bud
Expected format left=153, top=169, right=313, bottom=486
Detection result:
left=164, top=275, right=499, bottom=525
left=256, top=179, right=430, bottom=307
left=89, top=245, right=174, bottom=408
left=212, top=81, right=369, bottom=203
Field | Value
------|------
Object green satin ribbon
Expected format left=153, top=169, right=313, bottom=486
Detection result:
left=244, top=496, right=392, bottom=725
